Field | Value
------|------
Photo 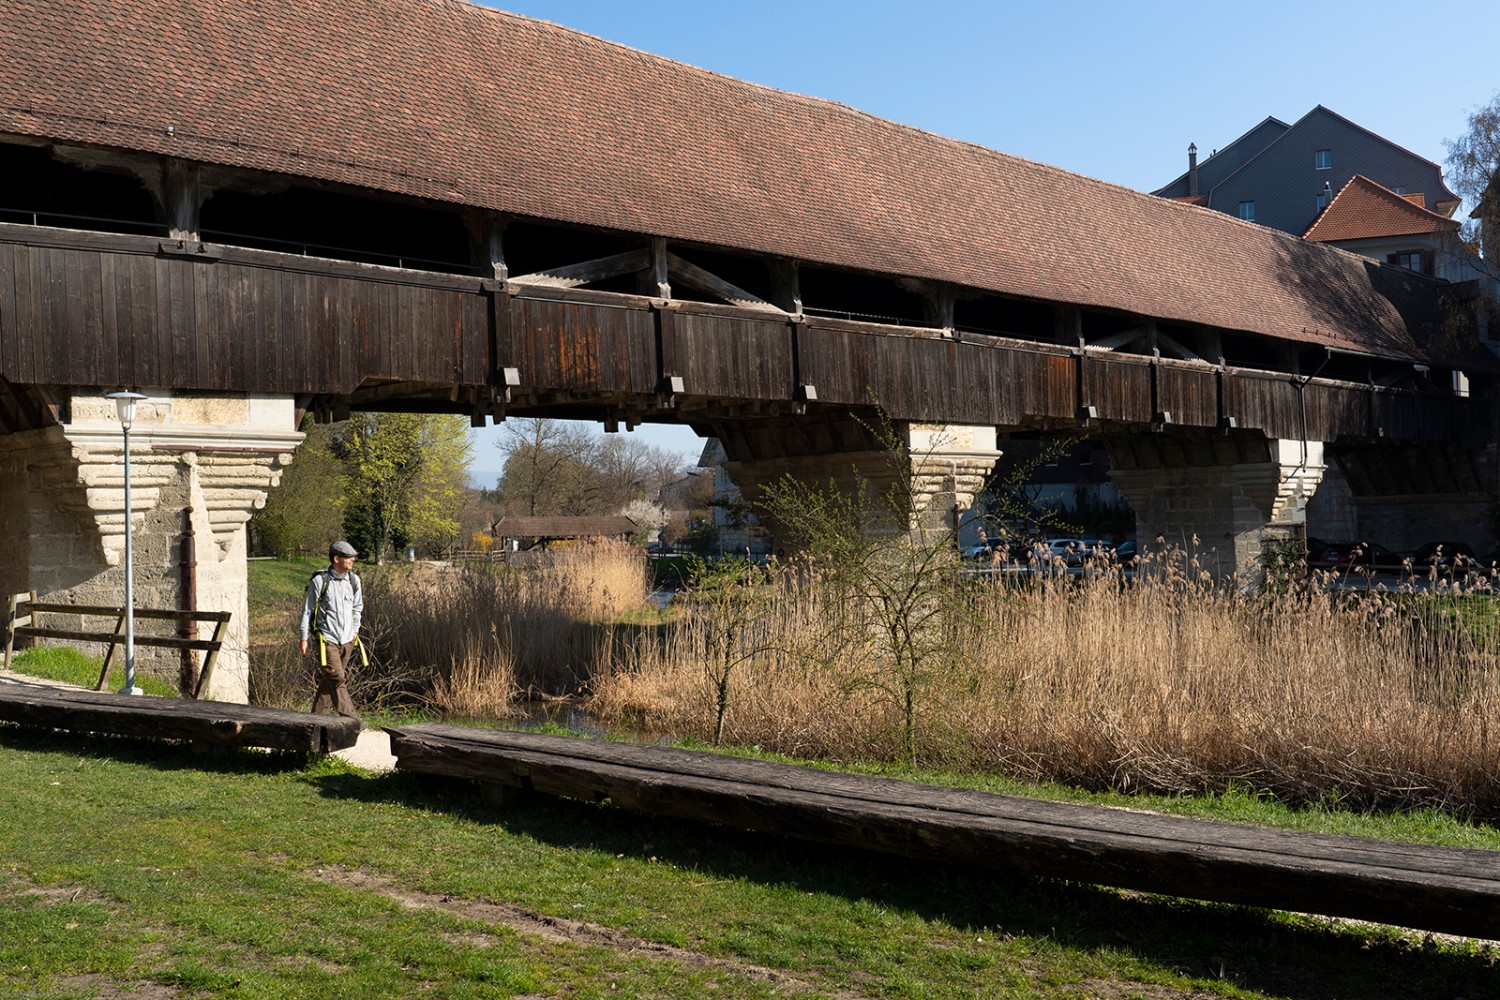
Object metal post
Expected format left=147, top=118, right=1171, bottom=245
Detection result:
left=108, top=391, right=147, bottom=696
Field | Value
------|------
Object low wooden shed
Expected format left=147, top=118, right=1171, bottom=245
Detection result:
left=491, top=516, right=639, bottom=552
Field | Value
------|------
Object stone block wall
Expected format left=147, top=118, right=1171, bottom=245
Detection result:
left=0, top=392, right=302, bottom=701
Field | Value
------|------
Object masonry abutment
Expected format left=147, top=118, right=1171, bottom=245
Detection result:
left=720, top=423, right=1002, bottom=542
left=0, top=392, right=303, bottom=702
left=1106, top=437, right=1327, bottom=581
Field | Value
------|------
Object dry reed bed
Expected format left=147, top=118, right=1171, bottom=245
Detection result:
left=250, top=540, right=649, bottom=716
left=593, top=554, right=1500, bottom=820
left=252, top=540, right=1500, bottom=819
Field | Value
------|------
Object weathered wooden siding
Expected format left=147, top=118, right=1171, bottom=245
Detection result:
left=1155, top=363, right=1218, bottom=427
left=669, top=302, right=792, bottom=400
left=504, top=287, right=657, bottom=394
left=0, top=226, right=488, bottom=394
left=0, top=223, right=1488, bottom=448
left=1082, top=355, right=1153, bottom=423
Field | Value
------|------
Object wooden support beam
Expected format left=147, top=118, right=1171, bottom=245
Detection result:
left=665, top=252, right=782, bottom=313
left=651, top=237, right=671, bottom=300
left=163, top=158, right=201, bottom=241
left=509, top=248, right=650, bottom=289
left=1201, top=329, right=1225, bottom=366
left=1054, top=304, right=1083, bottom=347
left=1088, top=325, right=1149, bottom=351
left=466, top=211, right=509, bottom=283
left=1155, top=331, right=1204, bottom=363
left=769, top=259, right=802, bottom=316
left=924, top=285, right=956, bottom=334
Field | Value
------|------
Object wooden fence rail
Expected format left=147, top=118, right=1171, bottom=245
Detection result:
left=4, top=592, right=230, bottom=697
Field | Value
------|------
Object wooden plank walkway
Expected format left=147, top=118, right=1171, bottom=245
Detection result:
left=387, top=724, right=1500, bottom=941
left=0, top=683, right=361, bottom=753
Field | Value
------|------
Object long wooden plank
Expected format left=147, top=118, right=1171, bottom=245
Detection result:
left=0, top=686, right=360, bottom=752
left=386, top=725, right=1500, bottom=940
left=384, top=727, right=1441, bottom=869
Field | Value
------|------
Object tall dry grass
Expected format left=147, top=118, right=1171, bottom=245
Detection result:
left=249, top=540, right=649, bottom=717
left=590, top=550, right=1500, bottom=820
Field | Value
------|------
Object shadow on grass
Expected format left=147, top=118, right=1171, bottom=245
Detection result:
left=337, top=773, right=1500, bottom=1000
left=308, top=766, right=1499, bottom=1000
left=0, top=723, right=318, bottom=777
left=6, top=724, right=1496, bottom=999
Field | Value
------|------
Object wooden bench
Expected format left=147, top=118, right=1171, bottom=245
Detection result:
left=387, top=723, right=1500, bottom=941
left=0, top=684, right=362, bottom=754
left=5, top=592, right=231, bottom=697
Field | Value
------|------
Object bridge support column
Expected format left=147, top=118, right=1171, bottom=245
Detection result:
left=1107, top=438, right=1326, bottom=580
left=0, top=392, right=302, bottom=702
left=720, top=422, right=1002, bottom=542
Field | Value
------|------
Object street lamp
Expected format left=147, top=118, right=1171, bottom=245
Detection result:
left=107, top=391, right=147, bottom=696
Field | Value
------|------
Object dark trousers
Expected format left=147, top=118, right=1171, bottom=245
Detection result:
left=311, top=638, right=360, bottom=717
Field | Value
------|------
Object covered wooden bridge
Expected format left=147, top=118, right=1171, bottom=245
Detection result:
left=1, top=0, right=1497, bottom=700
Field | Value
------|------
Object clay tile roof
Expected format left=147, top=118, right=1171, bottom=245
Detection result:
left=0, top=0, right=1475, bottom=364
left=1304, top=176, right=1460, bottom=242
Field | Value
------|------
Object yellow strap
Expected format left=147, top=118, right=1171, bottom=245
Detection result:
left=355, top=636, right=369, bottom=667
left=318, top=636, right=327, bottom=667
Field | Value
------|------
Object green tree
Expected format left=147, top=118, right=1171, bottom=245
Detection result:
left=335, top=413, right=471, bottom=563
left=248, top=420, right=347, bottom=558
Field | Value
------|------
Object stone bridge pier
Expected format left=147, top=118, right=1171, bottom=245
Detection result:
left=1105, top=434, right=1327, bottom=581
left=0, top=392, right=303, bottom=702
left=712, top=417, right=1003, bottom=543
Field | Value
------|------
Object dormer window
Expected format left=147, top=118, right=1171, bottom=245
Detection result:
left=1316, top=192, right=1328, bottom=211
left=1314, top=149, right=1332, bottom=170
left=1388, top=251, right=1433, bottom=275
left=1238, top=200, right=1256, bottom=221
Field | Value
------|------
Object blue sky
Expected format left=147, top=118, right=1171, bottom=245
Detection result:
left=468, top=0, right=1500, bottom=483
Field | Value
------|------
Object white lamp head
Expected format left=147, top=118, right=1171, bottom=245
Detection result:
left=106, top=391, right=148, bottom=429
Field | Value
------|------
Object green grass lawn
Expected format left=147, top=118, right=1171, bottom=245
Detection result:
left=2, top=727, right=1497, bottom=999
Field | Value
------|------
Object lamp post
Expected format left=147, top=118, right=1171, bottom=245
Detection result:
left=107, top=391, right=147, bottom=696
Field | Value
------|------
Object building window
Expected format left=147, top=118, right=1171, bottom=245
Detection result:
left=1314, top=149, right=1332, bottom=170
left=1238, top=200, right=1256, bottom=221
left=1394, top=186, right=1407, bottom=195
left=1316, top=192, right=1328, bottom=212
left=1388, top=251, right=1433, bottom=275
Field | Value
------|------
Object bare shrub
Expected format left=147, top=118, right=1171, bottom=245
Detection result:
left=590, top=548, right=1500, bottom=820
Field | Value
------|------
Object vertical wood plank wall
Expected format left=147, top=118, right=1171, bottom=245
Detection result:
left=0, top=225, right=1487, bottom=448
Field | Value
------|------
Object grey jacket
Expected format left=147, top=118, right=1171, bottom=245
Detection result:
left=298, top=568, right=363, bottom=645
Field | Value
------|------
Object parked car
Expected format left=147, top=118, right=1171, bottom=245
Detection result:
left=1411, top=541, right=1480, bottom=576
left=962, top=537, right=1009, bottom=560
left=1046, top=538, right=1108, bottom=566
left=1113, top=539, right=1138, bottom=566
left=1311, top=541, right=1406, bottom=573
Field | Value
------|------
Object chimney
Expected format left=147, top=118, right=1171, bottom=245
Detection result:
left=1188, top=143, right=1199, bottom=198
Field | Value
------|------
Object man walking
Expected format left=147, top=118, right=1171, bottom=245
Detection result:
left=298, top=540, right=364, bottom=718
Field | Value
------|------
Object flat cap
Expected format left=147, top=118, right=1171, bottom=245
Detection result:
left=329, top=540, right=358, bottom=558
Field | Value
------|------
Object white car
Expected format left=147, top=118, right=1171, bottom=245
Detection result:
left=1046, top=538, right=1107, bottom=565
